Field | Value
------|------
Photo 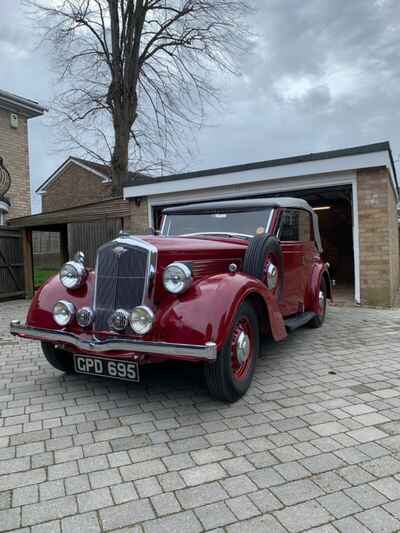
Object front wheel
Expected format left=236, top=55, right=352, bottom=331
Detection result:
left=41, top=342, right=75, bottom=373
left=204, top=302, right=260, bottom=402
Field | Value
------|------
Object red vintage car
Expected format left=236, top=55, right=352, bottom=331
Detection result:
left=10, top=198, right=331, bottom=402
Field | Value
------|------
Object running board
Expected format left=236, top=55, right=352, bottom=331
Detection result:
left=284, top=311, right=316, bottom=332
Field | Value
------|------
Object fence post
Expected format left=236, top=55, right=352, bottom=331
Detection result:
left=22, top=229, right=34, bottom=298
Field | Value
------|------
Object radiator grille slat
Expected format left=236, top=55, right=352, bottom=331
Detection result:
left=94, top=242, right=149, bottom=332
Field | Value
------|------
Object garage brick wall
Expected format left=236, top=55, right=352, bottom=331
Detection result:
left=0, top=108, right=31, bottom=219
left=357, top=167, right=399, bottom=306
left=42, top=163, right=112, bottom=212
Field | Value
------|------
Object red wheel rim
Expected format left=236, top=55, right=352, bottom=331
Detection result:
left=262, top=252, right=279, bottom=295
left=231, top=317, right=253, bottom=381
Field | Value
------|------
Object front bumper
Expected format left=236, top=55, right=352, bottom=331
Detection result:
left=10, top=321, right=217, bottom=361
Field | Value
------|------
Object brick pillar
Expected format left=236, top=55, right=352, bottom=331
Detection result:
left=357, top=167, right=399, bottom=306
left=125, top=198, right=149, bottom=234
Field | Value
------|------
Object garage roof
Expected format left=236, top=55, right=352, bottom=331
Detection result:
left=124, top=141, right=398, bottom=200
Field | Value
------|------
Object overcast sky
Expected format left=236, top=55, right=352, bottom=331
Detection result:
left=1, top=0, right=400, bottom=213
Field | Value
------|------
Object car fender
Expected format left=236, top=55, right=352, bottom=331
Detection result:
left=155, top=272, right=287, bottom=350
left=305, top=263, right=332, bottom=313
left=26, top=273, right=95, bottom=331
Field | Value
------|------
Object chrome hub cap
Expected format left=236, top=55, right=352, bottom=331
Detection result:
left=319, top=290, right=325, bottom=310
left=266, top=263, right=278, bottom=290
left=236, top=331, right=251, bottom=364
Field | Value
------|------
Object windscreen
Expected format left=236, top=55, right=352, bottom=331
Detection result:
left=162, top=208, right=272, bottom=237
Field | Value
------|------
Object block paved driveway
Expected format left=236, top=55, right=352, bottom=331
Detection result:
left=2, top=300, right=400, bottom=532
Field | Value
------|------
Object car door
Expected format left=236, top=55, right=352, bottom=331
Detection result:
left=276, top=208, right=310, bottom=316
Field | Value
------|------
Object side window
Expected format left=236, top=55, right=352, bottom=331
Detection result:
left=278, top=209, right=311, bottom=242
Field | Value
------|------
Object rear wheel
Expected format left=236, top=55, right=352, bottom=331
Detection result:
left=41, top=342, right=75, bottom=373
left=204, top=302, right=259, bottom=402
left=308, top=278, right=327, bottom=328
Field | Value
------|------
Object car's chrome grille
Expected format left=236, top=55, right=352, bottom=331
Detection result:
left=94, top=240, right=149, bottom=332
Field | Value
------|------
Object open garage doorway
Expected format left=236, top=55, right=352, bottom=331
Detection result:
left=283, top=186, right=355, bottom=304
left=152, top=184, right=356, bottom=304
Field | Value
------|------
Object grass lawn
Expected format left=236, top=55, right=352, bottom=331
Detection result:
left=34, top=268, right=58, bottom=288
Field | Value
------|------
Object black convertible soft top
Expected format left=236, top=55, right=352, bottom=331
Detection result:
left=163, top=198, right=323, bottom=251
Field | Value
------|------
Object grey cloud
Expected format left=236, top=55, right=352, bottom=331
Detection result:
left=1, top=0, right=400, bottom=213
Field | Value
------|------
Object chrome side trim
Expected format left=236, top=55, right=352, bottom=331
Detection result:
left=9, top=321, right=217, bottom=361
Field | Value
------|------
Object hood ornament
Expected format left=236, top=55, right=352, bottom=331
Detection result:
left=113, top=246, right=128, bottom=258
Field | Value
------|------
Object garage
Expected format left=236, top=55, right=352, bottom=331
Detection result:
left=124, top=142, right=399, bottom=307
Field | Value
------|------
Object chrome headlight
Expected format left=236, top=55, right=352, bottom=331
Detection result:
left=60, top=260, right=86, bottom=290
left=163, top=262, right=192, bottom=294
left=53, top=300, right=75, bottom=326
left=130, top=306, right=154, bottom=335
left=76, top=307, right=94, bottom=328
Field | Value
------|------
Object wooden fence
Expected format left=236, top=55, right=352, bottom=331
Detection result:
left=0, top=227, right=25, bottom=300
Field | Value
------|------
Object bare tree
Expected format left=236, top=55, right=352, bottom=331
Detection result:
left=26, top=0, right=251, bottom=195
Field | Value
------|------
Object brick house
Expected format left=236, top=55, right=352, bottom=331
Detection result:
left=0, top=90, right=46, bottom=223
left=36, top=157, right=113, bottom=212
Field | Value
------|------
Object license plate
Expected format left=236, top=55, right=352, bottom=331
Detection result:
left=73, top=355, right=139, bottom=382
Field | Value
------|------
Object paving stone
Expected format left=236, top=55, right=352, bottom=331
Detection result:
left=274, top=500, right=333, bottom=533
left=338, top=465, right=375, bottom=486
left=362, top=456, right=400, bottom=477
left=39, top=479, right=65, bottom=501
left=195, top=501, right=236, bottom=529
left=345, top=484, right=389, bottom=509
left=143, top=510, right=202, bottom=533
left=274, top=461, right=310, bottom=481
left=99, top=497, right=153, bottom=530
left=318, top=491, right=362, bottom=518
left=31, top=521, right=61, bottom=533
left=120, top=459, right=166, bottom=481
left=334, top=516, right=371, bottom=533
left=111, top=481, right=138, bottom=504
left=226, top=495, right=260, bottom=520
left=77, top=487, right=113, bottom=512
left=271, top=479, right=323, bottom=505
left=249, top=488, right=283, bottom=512
left=180, top=463, right=226, bottom=486
left=347, top=427, right=388, bottom=443
left=356, top=507, right=400, bottom=532
left=135, top=476, right=162, bottom=497
left=0, top=507, right=20, bottom=531
left=221, top=474, right=258, bottom=497
left=151, top=492, right=181, bottom=516
left=61, top=511, right=101, bottom=533
left=248, top=466, right=286, bottom=488
left=226, top=514, right=289, bottom=533
left=65, top=474, right=90, bottom=495
left=89, top=468, right=122, bottom=488
left=301, top=453, right=346, bottom=474
left=21, top=495, right=77, bottom=526
left=176, top=482, right=228, bottom=509
left=312, top=471, right=351, bottom=493
left=371, top=477, right=400, bottom=500
left=13, top=484, right=38, bottom=506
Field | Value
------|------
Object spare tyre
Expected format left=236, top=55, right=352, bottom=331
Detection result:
left=242, top=235, right=284, bottom=302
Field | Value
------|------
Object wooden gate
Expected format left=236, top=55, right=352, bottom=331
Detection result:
left=68, top=219, right=122, bottom=268
left=0, top=227, right=25, bottom=300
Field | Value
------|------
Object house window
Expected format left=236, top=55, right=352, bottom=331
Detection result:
left=278, top=209, right=311, bottom=242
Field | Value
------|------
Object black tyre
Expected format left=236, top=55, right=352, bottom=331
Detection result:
left=41, top=342, right=75, bottom=373
left=243, top=235, right=284, bottom=302
left=308, top=278, right=327, bottom=328
left=204, top=302, right=259, bottom=402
